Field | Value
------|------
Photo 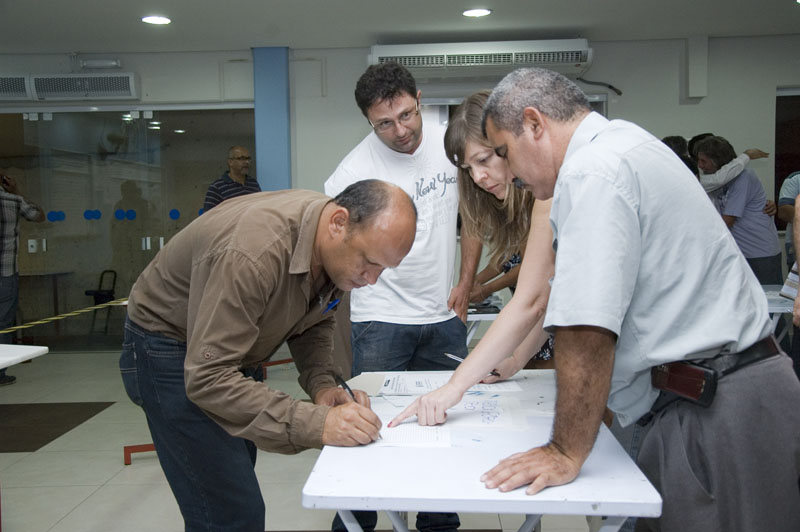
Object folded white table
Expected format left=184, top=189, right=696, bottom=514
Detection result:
left=0, top=344, right=49, bottom=370
left=302, top=370, right=662, bottom=532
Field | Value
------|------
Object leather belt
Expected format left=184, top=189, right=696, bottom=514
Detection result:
left=694, top=336, right=780, bottom=376
left=637, top=336, right=781, bottom=426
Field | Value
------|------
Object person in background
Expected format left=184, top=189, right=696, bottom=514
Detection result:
left=695, top=136, right=781, bottom=286
left=0, top=172, right=45, bottom=386
left=661, top=135, right=698, bottom=175
left=324, top=61, right=481, bottom=532
left=121, top=180, right=417, bottom=531
left=788, top=191, right=800, bottom=380
left=392, top=67, right=800, bottom=532
left=777, top=170, right=800, bottom=268
left=444, top=89, right=553, bottom=371
left=202, top=145, right=261, bottom=212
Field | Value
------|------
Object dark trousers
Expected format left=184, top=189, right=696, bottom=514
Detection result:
left=120, top=317, right=265, bottom=532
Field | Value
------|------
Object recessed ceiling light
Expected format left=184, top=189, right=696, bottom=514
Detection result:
left=149, top=121, right=161, bottom=125
left=463, top=8, right=491, bottom=17
left=173, top=129, right=186, bottom=134
left=148, top=126, right=161, bottom=130
left=142, top=15, right=171, bottom=25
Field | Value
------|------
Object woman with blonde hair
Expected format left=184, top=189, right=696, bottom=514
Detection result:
left=444, top=90, right=554, bottom=372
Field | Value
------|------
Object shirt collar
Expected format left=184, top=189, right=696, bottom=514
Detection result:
left=289, top=198, right=329, bottom=276
left=562, top=111, right=609, bottom=164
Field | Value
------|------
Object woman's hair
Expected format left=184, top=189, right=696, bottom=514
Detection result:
left=444, top=90, right=534, bottom=270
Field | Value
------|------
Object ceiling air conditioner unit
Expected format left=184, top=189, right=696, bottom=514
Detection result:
left=30, top=72, right=139, bottom=101
left=0, top=75, right=34, bottom=101
left=368, top=39, right=592, bottom=80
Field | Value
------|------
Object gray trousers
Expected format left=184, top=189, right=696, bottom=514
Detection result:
left=635, top=354, right=800, bottom=532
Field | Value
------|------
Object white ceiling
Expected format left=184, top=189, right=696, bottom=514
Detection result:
left=1, top=0, right=799, bottom=55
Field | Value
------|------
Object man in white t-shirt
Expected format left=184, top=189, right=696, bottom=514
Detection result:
left=476, top=68, right=799, bottom=531
left=325, top=62, right=480, bottom=532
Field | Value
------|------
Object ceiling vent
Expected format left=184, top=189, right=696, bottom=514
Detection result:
left=369, top=39, right=593, bottom=79
left=30, top=72, right=139, bottom=100
left=0, top=75, right=33, bottom=101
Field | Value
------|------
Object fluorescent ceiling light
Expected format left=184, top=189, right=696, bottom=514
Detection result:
left=149, top=121, right=161, bottom=125
left=148, top=126, right=161, bottom=130
left=173, top=129, right=186, bottom=134
left=80, top=58, right=121, bottom=69
left=142, top=15, right=171, bottom=25
left=463, top=8, right=491, bottom=17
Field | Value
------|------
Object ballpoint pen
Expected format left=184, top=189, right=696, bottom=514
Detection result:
left=334, top=374, right=357, bottom=401
left=443, top=352, right=501, bottom=377
left=334, top=374, right=382, bottom=439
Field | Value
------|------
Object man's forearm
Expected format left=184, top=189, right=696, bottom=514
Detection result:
left=458, top=233, right=482, bottom=287
left=550, top=326, right=616, bottom=464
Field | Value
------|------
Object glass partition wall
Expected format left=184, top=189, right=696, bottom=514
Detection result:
left=0, top=108, right=255, bottom=351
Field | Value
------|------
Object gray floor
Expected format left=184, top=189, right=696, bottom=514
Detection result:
left=0, top=351, right=589, bottom=532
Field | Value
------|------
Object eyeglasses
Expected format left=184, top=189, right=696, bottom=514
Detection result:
left=229, top=156, right=251, bottom=161
left=368, top=102, right=420, bottom=133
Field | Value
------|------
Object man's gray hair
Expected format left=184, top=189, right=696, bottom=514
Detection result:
left=484, top=68, right=590, bottom=136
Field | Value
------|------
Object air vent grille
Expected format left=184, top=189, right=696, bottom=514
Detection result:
left=369, top=40, right=593, bottom=78
left=515, top=50, right=588, bottom=65
left=378, top=55, right=445, bottom=68
left=33, top=75, right=133, bottom=99
left=29, top=73, right=138, bottom=100
left=0, top=76, right=30, bottom=100
left=446, top=53, right=513, bottom=67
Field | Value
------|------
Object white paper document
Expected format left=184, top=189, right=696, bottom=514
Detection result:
left=377, top=373, right=522, bottom=395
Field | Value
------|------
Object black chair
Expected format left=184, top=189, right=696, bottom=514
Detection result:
left=85, top=269, right=117, bottom=334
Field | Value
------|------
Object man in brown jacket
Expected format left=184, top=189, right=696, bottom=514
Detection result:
left=120, top=179, right=416, bottom=531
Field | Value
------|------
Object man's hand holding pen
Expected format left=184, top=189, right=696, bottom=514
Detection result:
left=317, top=377, right=382, bottom=446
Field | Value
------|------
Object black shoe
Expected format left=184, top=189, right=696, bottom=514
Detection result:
left=0, top=374, right=17, bottom=386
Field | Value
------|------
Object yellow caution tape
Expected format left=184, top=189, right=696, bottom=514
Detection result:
left=0, top=297, right=128, bottom=334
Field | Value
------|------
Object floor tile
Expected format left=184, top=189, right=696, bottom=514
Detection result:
left=1, top=450, right=123, bottom=487
left=0, top=452, right=29, bottom=472
left=0, top=485, right=99, bottom=532
left=46, top=483, right=184, bottom=532
left=39, top=422, right=151, bottom=452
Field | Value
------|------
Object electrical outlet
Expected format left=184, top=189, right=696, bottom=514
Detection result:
left=27, top=239, right=37, bottom=253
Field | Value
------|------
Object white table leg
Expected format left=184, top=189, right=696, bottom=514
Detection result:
left=337, top=510, right=364, bottom=532
left=517, top=514, right=542, bottom=532
left=385, top=510, right=411, bottom=532
left=587, top=515, right=626, bottom=532
left=772, top=313, right=789, bottom=344
left=466, top=321, right=479, bottom=345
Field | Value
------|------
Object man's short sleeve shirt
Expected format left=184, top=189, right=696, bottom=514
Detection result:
left=545, top=113, right=771, bottom=425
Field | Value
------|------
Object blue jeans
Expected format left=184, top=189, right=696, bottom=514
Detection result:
left=334, top=317, right=466, bottom=532
left=120, top=317, right=264, bottom=532
left=0, top=274, right=19, bottom=378
left=351, top=317, right=468, bottom=377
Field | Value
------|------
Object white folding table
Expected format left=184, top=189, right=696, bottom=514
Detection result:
left=302, top=370, right=662, bottom=532
left=0, top=344, right=49, bottom=370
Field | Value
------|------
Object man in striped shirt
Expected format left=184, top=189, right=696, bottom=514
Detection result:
left=0, top=172, right=44, bottom=386
left=202, top=146, right=261, bottom=212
